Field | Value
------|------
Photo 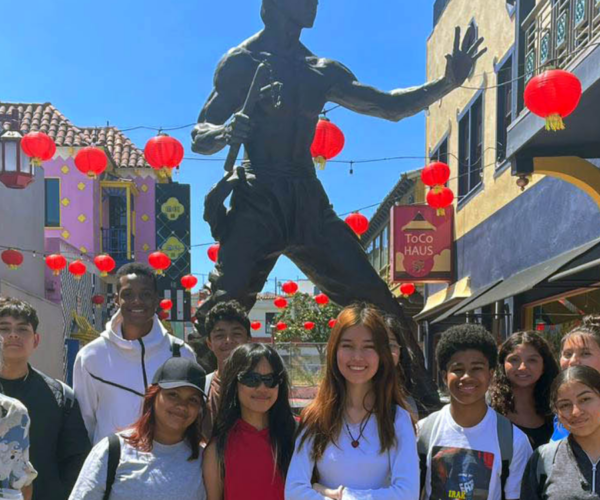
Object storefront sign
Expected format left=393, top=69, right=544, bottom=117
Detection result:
left=390, top=205, right=453, bottom=283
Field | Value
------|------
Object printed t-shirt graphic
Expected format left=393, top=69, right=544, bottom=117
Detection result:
left=430, top=446, right=494, bottom=500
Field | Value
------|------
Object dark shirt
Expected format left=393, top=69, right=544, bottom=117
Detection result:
left=202, top=372, right=221, bottom=440
left=516, top=418, right=554, bottom=450
left=0, top=367, right=91, bottom=500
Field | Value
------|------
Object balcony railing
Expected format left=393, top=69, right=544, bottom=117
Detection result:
left=101, top=227, right=131, bottom=266
left=523, top=0, right=600, bottom=81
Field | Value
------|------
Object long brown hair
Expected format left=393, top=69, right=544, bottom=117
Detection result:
left=124, top=384, right=205, bottom=460
left=297, top=303, right=412, bottom=461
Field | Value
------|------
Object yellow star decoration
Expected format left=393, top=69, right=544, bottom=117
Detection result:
left=79, top=247, right=88, bottom=254
left=61, top=198, right=70, bottom=207
left=141, top=184, right=149, bottom=193
left=61, top=165, right=70, bottom=174
left=141, top=214, right=149, bottom=222
left=142, top=244, right=150, bottom=252
left=77, top=214, right=87, bottom=223
left=61, top=230, right=70, bottom=239
left=77, top=182, right=86, bottom=191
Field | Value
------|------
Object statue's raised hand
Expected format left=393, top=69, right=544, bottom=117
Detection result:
left=224, top=112, right=252, bottom=146
left=444, top=26, right=487, bottom=88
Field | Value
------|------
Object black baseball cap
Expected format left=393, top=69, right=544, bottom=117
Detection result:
left=152, top=357, right=207, bottom=396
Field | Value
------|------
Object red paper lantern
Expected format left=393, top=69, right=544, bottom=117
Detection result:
left=274, top=297, right=288, bottom=309
left=251, top=321, right=262, bottom=331
left=45, top=254, right=67, bottom=276
left=94, top=254, right=116, bottom=277
left=158, top=310, right=170, bottom=321
left=207, top=244, right=220, bottom=263
left=92, top=294, right=105, bottom=307
left=68, top=260, right=87, bottom=280
left=426, top=187, right=454, bottom=216
left=328, top=319, right=337, bottom=328
left=315, top=293, right=330, bottom=306
left=345, top=212, right=369, bottom=237
left=20, top=132, right=56, bottom=167
left=160, top=299, right=173, bottom=311
left=281, top=280, right=299, bottom=295
left=75, top=147, right=107, bottom=179
left=304, top=321, right=315, bottom=330
left=524, top=70, right=582, bottom=131
left=1, top=249, right=23, bottom=270
left=181, top=274, right=198, bottom=292
left=144, top=134, right=184, bottom=178
left=310, top=117, right=345, bottom=169
left=400, top=283, right=416, bottom=298
left=148, top=251, right=171, bottom=275
left=276, top=321, right=287, bottom=331
left=421, top=162, right=450, bottom=187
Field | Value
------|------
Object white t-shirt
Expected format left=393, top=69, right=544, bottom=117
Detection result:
left=419, top=405, right=532, bottom=500
left=285, top=406, right=419, bottom=500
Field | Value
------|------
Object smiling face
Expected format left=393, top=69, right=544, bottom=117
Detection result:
left=560, top=334, right=600, bottom=373
left=444, top=349, right=493, bottom=407
left=208, top=320, right=250, bottom=368
left=115, top=274, right=160, bottom=329
left=336, top=325, right=380, bottom=386
left=237, top=357, right=279, bottom=415
left=504, top=343, right=544, bottom=389
left=0, top=316, right=40, bottom=364
left=154, top=386, right=202, bottom=437
left=555, top=381, right=600, bottom=438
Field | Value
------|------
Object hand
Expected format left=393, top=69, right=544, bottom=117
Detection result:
left=312, top=482, right=345, bottom=499
left=444, top=25, right=487, bottom=88
left=223, top=112, right=252, bottom=145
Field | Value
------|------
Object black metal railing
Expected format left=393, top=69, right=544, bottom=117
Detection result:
left=101, top=227, right=130, bottom=266
left=523, top=0, right=600, bottom=81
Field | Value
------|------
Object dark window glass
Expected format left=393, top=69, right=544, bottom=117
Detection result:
left=496, top=56, right=513, bottom=163
left=458, top=95, right=484, bottom=198
left=45, top=179, right=60, bottom=227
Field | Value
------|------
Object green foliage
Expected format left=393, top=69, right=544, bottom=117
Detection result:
left=274, top=292, right=342, bottom=344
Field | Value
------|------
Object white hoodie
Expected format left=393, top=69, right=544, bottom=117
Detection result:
left=73, top=311, right=195, bottom=444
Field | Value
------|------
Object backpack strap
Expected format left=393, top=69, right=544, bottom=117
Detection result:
left=104, top=434, right=121, bottom=500
left=535, top=439, right=562, bottom=496
left=416, top=409, right=442, bottom=494
left=58, top=380, right=75, bottom=418
left=496, top=413, right=514, bottom=500
left=168, top=335, right=183, bottom=357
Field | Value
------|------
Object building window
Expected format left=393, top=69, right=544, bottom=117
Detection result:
left=381, top=227, right=389, bottom=271
left=430, top=137, right=448, bottom=164
left=373, top=235, right=381, bottom=272
left=458, top=94, right=483, bottom=198
left=265, top=312, right=276, bottom=336
left=45, top=179, right=60, bottom=227
left=496, top=56, right=513, bottom=164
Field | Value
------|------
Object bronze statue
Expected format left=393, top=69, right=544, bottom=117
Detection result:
left=192, top=0, right=485, bottom=409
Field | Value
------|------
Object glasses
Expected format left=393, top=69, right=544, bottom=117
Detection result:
left=237, top=371, right=281, bottom=389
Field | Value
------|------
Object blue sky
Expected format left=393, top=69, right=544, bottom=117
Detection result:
left=1, top=1, right=438, bottom=292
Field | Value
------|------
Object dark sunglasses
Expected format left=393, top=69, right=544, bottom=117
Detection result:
left=237, top=371, right=281, bottom=389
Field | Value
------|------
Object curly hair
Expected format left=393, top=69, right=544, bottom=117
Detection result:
left=489, top=331, right=559, bottom=417
left=204, top=300, right=250, bottom=339
left=0, top=297, right=39, bottom=332
left=436, top=324, right=498, bottom=372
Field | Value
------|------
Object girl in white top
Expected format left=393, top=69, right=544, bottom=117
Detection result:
left=285, top=303, right=420, bottom=500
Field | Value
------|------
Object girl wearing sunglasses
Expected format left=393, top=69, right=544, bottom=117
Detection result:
left=202, top=343, right=296, bottom=500
left=285, top=303, right=419, bottom=500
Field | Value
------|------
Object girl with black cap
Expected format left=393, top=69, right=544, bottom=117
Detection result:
left=69, top=357, right=208, bottom=500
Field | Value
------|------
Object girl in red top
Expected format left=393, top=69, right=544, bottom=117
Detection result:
left=203, top=343, right=296, bottom=500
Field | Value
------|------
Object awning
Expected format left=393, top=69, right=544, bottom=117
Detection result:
left=413, top=277, right=472, bottom=321
left=444, top=237, right=600, bottom=318
left=431, top=279, right=503, bottom=325
left=549, top=240, right=600, bottom=283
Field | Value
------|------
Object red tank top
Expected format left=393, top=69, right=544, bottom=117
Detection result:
left=224, top=419, right=285, bottom=500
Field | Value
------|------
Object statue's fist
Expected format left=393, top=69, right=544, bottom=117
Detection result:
left=224, top=112, right=252, bottom=145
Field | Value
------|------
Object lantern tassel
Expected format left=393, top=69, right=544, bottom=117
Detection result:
left=436, top=208, right=446, bottom=217
left=100, top=271, right=108, bottom=278
left=155, top=270, right=164, bottom=276
left=53, top=270, right=60, bottom=276
left=32, top=158, right=42, bottom=168
left=545, top=114, right=565, bottom=132
left=8, top=265, right=17, bottom=271
left=314, top=157, right=327, bottom=170
left=433, top=184, right=443, bottom=194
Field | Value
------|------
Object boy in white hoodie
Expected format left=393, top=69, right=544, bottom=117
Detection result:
left=73, top=263, right=195, bottom=444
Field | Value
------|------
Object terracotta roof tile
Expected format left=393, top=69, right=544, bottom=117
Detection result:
left=0, top=101, right=151, bottom=169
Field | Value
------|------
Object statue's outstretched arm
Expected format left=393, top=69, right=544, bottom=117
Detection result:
left=328, top=26, right=486, bottom=122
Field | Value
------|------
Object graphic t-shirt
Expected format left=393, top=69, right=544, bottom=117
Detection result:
left=419, top=405, right=532, bottom=500
left=0, top=394, right=37, bottom=498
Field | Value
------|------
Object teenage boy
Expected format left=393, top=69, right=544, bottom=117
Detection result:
left=202, top=300, right=251, bottom=437
left=73, top=263, right=195, bottom=445
left=417, top=324, right=532, bottom=500
left=0, top=297, right=89, bottom=500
